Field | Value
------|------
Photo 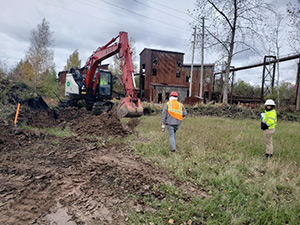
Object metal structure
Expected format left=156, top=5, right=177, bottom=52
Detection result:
left=260, top=56, right=276, bottom=102
left=214, top=53, right=300, bottom=106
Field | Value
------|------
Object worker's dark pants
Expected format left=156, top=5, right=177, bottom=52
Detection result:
left=167, top=125, right=179, bottom=151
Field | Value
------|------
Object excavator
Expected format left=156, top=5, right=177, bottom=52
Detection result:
left=60, top=31, right=143, bottom=117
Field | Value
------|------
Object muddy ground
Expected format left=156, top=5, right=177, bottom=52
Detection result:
left=0, top=106, right=207, bottom=225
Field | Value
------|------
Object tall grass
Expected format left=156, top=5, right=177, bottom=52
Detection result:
left=128, top=115, right=300, bottom=224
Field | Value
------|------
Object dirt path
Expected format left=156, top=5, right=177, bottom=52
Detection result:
left=0, top=109, right=207, bottom=224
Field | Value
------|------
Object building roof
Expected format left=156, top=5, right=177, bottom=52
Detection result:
left=140, top=48, right=185, bottom=56
left=183, top=63, right=214, bottom=68
left=150, top=82, right=188, bottom=88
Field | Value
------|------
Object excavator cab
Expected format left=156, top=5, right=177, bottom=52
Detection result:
left=98, top=70, right=112, bottom=99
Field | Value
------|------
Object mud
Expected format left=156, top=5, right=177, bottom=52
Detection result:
left=0, top=79, right=207, bottom=224
left=0, top=108, right=206, bottom=224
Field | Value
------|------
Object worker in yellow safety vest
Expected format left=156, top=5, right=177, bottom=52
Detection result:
left=261, top=99, right=277, bottom=158
left=161, top=91, right=187, bottom=152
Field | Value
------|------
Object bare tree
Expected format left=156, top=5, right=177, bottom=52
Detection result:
left=109, top=37, right=138, bottom=93
left=273, top=13, right=285, bottom=108
left=263, top=11, right=285, bottom=107
left=26, top=18, right=55, bottom=87
left=109, top=37, right=137, bottom=75
left=190, top=0, right=272, bottom=103
left=287, top=0, right=300, bottom=53
left=0, top=59, right=8, bottom=79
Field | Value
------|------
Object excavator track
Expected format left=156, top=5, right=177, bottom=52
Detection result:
left=92, top=101, right=114, bottom=115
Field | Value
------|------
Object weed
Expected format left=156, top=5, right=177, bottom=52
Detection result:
left=128, top=115, right=300, bottom=224
left=21, top=123, right=75, bottom=137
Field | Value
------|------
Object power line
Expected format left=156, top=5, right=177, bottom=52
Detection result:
left=130, top=0, right=191, bottom=23
left=98, top=0, right=190, bottom=32
left=144, top=0, right=204, bottom=29
left=147, top=0, right=194, bottom=18
left=36, top=0, right=188, bottom=42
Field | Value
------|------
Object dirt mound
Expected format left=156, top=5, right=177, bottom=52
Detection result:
left=0, top=79, right=131, bottom=136
left=0, top=79, right=50, bottom=119
left=54, top=107, right=131, bottom=137
left=73, top=111, right=129, bottom=137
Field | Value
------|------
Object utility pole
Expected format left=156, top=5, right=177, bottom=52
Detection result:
left=276, top=56, right=280, bottom=107
left=296, top=59, right=300, bottom=111
left=199, top=17, right=204, bottom=99
left=189, top=26, right=197, bottom=97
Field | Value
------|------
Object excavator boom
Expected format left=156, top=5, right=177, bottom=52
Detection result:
left=83, top=32, right=143, bottom=117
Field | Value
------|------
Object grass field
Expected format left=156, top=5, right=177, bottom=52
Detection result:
left=127, top=115, right=300, bottom=224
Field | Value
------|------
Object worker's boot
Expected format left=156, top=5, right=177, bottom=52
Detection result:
left=265, top=153, right=272, bottom=159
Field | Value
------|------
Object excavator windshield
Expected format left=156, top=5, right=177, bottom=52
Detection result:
left=99, top=71, right=112, bottom=98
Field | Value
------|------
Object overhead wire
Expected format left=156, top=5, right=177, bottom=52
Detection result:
left=146, top=0, right=192, bottom=17
left=130, top=0, right=191, bottom=23
left=36, top=0, right=188, bottom=41
left=97, top=0, right=190, bottom=32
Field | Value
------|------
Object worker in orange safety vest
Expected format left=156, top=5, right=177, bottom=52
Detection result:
left=161, top=91, right=187, bottom=152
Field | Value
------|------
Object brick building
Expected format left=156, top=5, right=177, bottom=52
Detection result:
left=139, top=48, right=214, bottom=103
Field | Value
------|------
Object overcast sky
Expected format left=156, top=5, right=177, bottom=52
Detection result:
left=0, top=0, right=299, bottom=85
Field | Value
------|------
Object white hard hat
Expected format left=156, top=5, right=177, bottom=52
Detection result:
left=265, top=99, right=276, bottom=106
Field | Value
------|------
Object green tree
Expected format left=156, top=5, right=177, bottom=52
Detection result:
left=272, top=81, right=296, bottom=106
left=233, top=80, right=260, bottom=97
left=40, top=66, right=64, bottom=98
left=12, top=59, right=34, bottom=84
left=25, top=18, right=55, bottom=87
left=64, top=49, right=81, bottom=71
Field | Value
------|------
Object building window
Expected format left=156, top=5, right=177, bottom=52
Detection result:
left=177, top=60, right=182, bottom=67
left=152, top=58, right=158, bottom=65
left=165, top=92, right=170, bottom=100
left=142, top=64, right=145, bottom=69
left=158, top=93, right=162, bottom=103
left=186, top=76, right=189, bottom=82
left=176, top=71, right=181, bottom=78
left=152, top=69, right=157, bottom=76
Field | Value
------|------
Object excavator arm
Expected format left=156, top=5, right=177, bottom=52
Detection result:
left=84, top=32, right=143, bottom=117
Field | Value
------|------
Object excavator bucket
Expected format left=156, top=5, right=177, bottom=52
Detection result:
left=117, top=97, right=143, bottom=118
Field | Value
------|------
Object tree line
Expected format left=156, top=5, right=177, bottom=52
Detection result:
left=190, top=0, right=300, bottom=106
left=0, top=18, right=82, bottom=99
